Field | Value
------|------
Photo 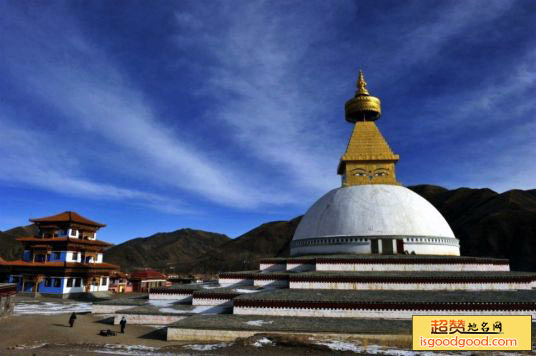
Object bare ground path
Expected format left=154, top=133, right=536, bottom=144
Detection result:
left=0, top=313, right=359, bottom=355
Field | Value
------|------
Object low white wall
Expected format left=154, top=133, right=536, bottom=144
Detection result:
left=63, top=284, right=84, bottom=294
left=289, top=281, right=533, bottom=291
left=168, top=328, right=262, bottom=342
left=403, top=243, right=460, bottom=256
left=166, top=327, right=410, bottom=342
left=316, top=263, right=510, bottom=272
left=88, top=283, right=109, bottom=292
left=192, top=298, right=233, bottom=307
left=287, top=263, right=315, bottom=272
left=149, top=293, right=192, bottom=302
left=234, top=306, right=536, bottom=319
left=113, top=313, right=188, bottom=325
left=92, top=304, right=138, bottom=314
left=218, top=278, right=253, bottom=288
left=291, top=241, right=460, bottom=257
left=260, top=263, right=286, bottom=272
left=254, top=279, right=289, bottom=288
left=291, top=243, right=370, bottom=256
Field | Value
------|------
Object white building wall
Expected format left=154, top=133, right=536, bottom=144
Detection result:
left=114, top=313, right=188, bottom=325
left=291, top=243, right=370, bottom=256
left=234, top=307, right=536, bottom=319
left=85, top=277, right=109, bottom=292
left=403, top=243, right=460, bottom=256
left=92, top=304, right=137, bottom=314
left=192, top=298, right=234, bottom=307
left=316, top=263, right=510, bottom=272
left=289, top=281, right=533, bottom=291
left=63, top=281, right=84, bottom=294
left=292, top=241, right=460, bottom=257
left=149, top=293, right=192, bottom=301
left=65, top=252, right=82, bottom=262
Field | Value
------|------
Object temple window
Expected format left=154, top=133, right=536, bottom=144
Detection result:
left=53, top=278, right=61, bottom=288
left=74, top=278, right=82, bottom=287
left=35, top=254, right=46, bottom=262
left=72, top=252, right=78, bottom=261
left=101, top=277, right=108, bottom=286
left=53, top=252, right=61, bottom=260
left=44, top=278, right=52, bottom=287
left=66, top=278, right=73, bottom=287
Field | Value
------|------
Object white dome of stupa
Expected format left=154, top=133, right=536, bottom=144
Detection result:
left=290, top=184, right=460, bottom=256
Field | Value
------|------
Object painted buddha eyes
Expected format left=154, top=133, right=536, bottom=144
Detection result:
left=352, top=168, right=389, bottom=178
left=374, top=168, right=389, bottom=177
left=353, top=168, right=368, bottom=177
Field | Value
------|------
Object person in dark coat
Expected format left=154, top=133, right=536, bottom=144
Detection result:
left=119, top=316, right=127, bottom=334
left=69, top=312, right=77, bottom=327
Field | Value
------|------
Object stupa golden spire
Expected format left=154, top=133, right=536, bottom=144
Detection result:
left=338, top=70, right=400, bottom=186
left=345, top=69, right=381, bottom=122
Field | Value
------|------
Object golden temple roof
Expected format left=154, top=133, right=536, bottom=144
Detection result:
left=341, top=121, right=399, bottom=162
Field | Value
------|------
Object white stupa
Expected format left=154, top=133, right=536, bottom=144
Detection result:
left=290, top=71, right=460, bottom=257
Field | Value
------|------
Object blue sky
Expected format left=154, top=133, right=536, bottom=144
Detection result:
left=1, top=1, right=535, bottom=243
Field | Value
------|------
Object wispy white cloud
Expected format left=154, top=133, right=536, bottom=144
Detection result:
left=0, top=4, right=294, bottom=210
left=405, top=43, right=536, bottom=192
left=173, top=2, right=354, bottom=193
left=396, top=1, right=512, bottom=67
left=170, top=0, right=520, bottom=197
left=0, top=117, right=189, bottom=214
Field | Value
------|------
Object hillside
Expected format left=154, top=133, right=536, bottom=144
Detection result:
left=410, top=185, right=536, bottom=272
left=2, top=185, right=536, bottom=273
left=0, top=225, right=39, bottom=260
left=188, top=216, right=302, bottom=273
left=103, top=229, right=231, bottom=272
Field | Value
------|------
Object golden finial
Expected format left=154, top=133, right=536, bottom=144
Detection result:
left=345, top=69, right=381, bottom=122
left=356, top=69, right=369, bottom=95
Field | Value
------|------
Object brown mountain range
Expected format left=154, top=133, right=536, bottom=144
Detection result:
left=1, top=185, right=536, bottom=273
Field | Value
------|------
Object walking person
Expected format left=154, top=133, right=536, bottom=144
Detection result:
left=120, top=316, right=127, bottom=334
left=69, top=312, right=77, bottom=327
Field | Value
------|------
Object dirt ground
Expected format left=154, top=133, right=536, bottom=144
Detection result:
left=0, top=312, right=366, bottom=355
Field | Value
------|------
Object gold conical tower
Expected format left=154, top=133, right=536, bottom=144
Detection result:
left=338, top=70, right=400, bottom=186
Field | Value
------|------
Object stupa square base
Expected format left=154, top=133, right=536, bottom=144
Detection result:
left=260, top=255, right=511, bottom=273
left=232, top=289, right=536, bottom=319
